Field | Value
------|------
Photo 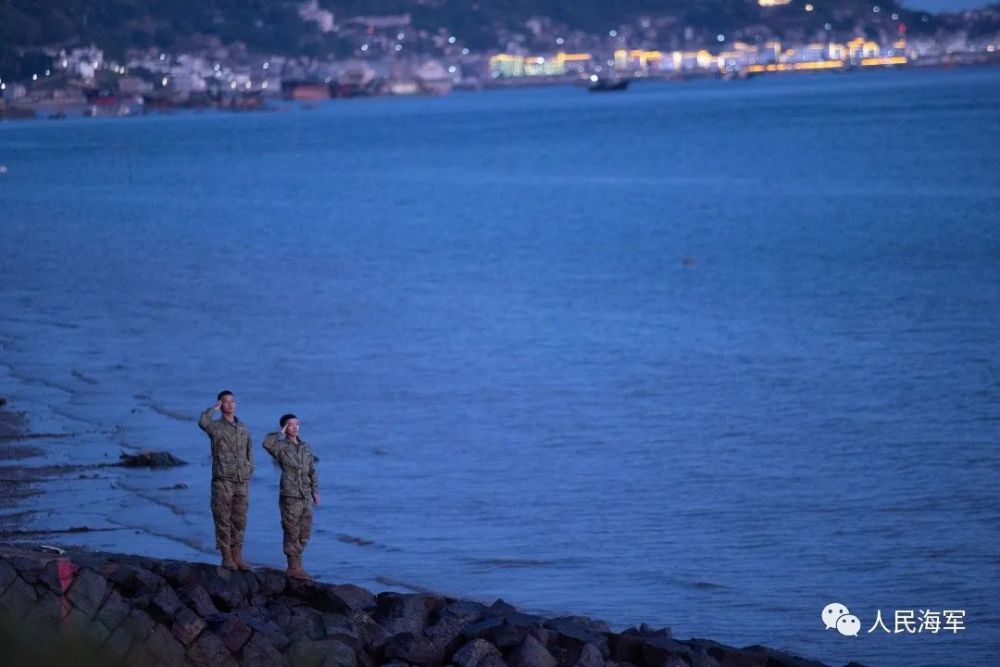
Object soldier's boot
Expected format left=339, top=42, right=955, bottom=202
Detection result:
left=233, top=546, right=252, bottom=572
left=220, top=546, right=237, bottom=571
left=286, top=555, right=311, bottom=580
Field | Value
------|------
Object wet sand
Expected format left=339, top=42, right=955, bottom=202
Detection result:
left=0, top=401, right=43, bottom=534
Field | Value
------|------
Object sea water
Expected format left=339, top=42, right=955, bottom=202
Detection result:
left=1, top=67, right=998, bottom=666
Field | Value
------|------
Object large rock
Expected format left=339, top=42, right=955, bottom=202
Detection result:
left=233, top=606, right=291, bottom=648
left=179, top=582, right=222, bottom=617
left=482, top=598, right=517, bottom=619
left=0, top=557, right=18, bottom=594
left=0, top=572, right=39, bottom=621
left=147, top=622, right=187, bottom=665
left=66, top=567, right=111, bottom=616
left=22, top=589, right=67, bottom=628
left=324, top=613, right=363, bottom=649
left=38, top=557, right=79, bottom=594
left=612, top=632, right=645, bottom=664
left=188, top=630, right=239, bottom=667
left=121, top=608, right=157, bottom=643
left=2, top=554, right=44, bottom=583
left=287, top=606, right=327, bottom=640
left=255, top=568, right=288, bottom=596
left=102, top=624, right=135, bottom=660
left=374, top=592, right=442, bottom=636
left=287, top=578, right=355, bottom=615
left=508, top=634, right=558, bottom=667
left=642, top=635, right=694, bottom=666
left=172, top=606, right=208, bottom=646
left=464, top=614, right=543, bottom=651
left=545, top=616, right=611, bottom=659
left=383, top=631, right=446, bottom=665
left=574, top=642, right=605, bottom=667
left=452, top=638, right=506, bottom=667
left=117, top=450, right=187, bottom=467
left=96, top=589, right=132, bottom=633
left=243, top=631, right=291, bottom=667
left=151, top=581, right=185, bottom=618
left=742, top=645, right=829, bottom=667
left=287, top=638, right=357, bottom=667
left=424, top=610, right=470, bottom=656
left=198, top=565, right=251, bottom=610
left=99, top=561, right=164, bottom=603
left=687, top=639, right=767, bottom=667
left=218, top=615, right=253, bottom=652
left=351, top=610, right=392, bottom=653
left=327, top=583, right=377, bottom=612
left=442, top=599, right=488, bottom=623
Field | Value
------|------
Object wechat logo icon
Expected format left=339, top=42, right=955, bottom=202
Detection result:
left=822, top=602, right=861, bottom=637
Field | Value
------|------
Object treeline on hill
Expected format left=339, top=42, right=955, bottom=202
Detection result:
left=0, top=0, right=930, bottom=57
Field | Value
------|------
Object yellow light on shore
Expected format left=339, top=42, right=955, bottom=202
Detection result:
left=861, top=56, right=908, bottom=66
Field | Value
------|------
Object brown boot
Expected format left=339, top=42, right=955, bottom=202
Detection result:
left=233, top=546, right=252, bottom=572
left=286, top=555, right=311, bottom=580
left=220, top=546, right=237, bottom=571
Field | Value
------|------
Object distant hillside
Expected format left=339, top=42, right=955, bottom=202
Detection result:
left=0, top=0, right=954, bottom=57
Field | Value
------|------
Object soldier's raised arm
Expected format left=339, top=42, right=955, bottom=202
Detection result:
left=199, top=400, right=222, bottom=434
left=262, top=431, right=282, bottom=460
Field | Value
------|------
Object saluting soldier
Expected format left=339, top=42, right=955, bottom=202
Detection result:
left=263, top=413, right=319, bottom=580
left=199, top=390, right=254, bottom=571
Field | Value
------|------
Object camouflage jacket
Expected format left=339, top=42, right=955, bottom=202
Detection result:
left=262, top=432, right=319, bottom=499
left=199, top=408, right=254, bottom=482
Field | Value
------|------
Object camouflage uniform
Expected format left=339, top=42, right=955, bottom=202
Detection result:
left=199, top=407, right=254, bottom=551
left=262, top=432, right=318, bottom=557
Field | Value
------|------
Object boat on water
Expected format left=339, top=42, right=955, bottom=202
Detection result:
left=586, top=75, right=630, bottom=92
left=414, top=61, right=453, bottom=95
left=334, top=62, right=377, bottom=98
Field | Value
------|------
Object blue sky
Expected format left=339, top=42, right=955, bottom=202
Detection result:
left=900, top=0, right=996, bottom=11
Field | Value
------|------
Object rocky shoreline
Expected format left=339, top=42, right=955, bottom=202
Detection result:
left=0, top=543, right=859, bottom=667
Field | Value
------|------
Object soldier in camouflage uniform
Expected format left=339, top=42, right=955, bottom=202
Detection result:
left=262, top=413, right=319, bottom=580
left=199, top=390, right=254, bottom=571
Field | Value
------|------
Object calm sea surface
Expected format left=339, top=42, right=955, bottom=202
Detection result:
left=1, top=67, right=998, bottom=666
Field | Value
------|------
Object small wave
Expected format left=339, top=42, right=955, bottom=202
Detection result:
left=148, top=403, right=195, bottom=423
left=0, top=431, right=73, bottom=442
left=118, top=482, right=190, bottom=518
left=104, top=517, right=213, bottom=556
left=374, top=575, right=437, bottom=594
left=337, top=533, right=376, bottom=547
left=473, top=557, right=558, bottom=569
left=0, top=316, right=80, bottom=330
left=71, top=370, right=100, bottom=386
left=7, top=367, right=76, bottom=394
left=684, top=580, right=731, bottom=591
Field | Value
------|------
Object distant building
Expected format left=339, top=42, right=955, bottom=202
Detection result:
left=340, top=14, right=411, bottom=30
left=489, top=52, right=591, bottom=78
left=118, top=77, right=153, bottom=95
left=299, top=0, right=335, bottom=33
left=2, top=84, right=27, bottom=101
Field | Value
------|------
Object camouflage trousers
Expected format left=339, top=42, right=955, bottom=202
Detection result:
left=279, top=495, right=313, bottom=557
left=211, top=479, right=249, bottom=551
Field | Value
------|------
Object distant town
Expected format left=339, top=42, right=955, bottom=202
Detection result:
left=1, top=0, right=998, bottom=120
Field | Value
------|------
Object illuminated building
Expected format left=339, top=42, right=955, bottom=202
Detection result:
left=489, top=52, right=592, bottom=78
